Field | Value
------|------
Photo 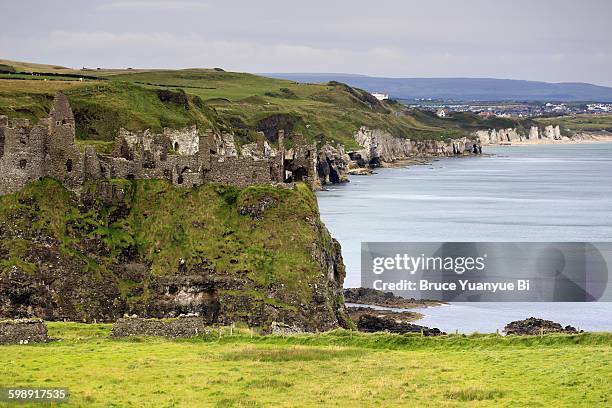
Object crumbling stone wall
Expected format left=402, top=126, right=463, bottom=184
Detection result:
left=110, top=316, right=210, bottom=339
left=164, top=125, right=199, bottom=155
left=207, top=156, right=275, bottom=187
left=0, top=318, right=49, bottom=344
left=0, top=118, right=47, bottom=195
left=0, top=92, right=318, bottom=196
left=284, top=133, right=317, bottom=186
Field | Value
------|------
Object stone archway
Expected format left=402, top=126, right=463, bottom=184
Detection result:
left=292, top=166, right=308, bottom=182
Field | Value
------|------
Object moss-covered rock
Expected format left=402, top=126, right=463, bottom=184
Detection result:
left=0, top=178, right=351, bottom=331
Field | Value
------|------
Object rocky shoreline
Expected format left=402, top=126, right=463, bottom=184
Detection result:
left=344, top=288, right=444, bottom=309
left=315, top=125, right=612, bottom=188
left=343, top=288, right=447, bottom=335
left=504, top=317, right=581, bottom=336
left=316, top=126, right=482, bottom=187
left=347, top=306, right=423, bottom=323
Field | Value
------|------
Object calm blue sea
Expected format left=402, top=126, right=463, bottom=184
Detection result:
left=316, top=143, right=612, bottom=333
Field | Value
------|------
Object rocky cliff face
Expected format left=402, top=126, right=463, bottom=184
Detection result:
left=475, top=125, right=568, bottom=145
left=352, top=126, right=414, bottom=165
left=315, top=126, right=480, bottom=186
left=316, top=143, right=351, bottom=185
left=0, top=178, right=351, bottom=331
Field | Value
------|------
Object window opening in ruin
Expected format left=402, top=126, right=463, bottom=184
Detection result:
left=66, top=159, right=73, bottom=173
left=177, top=166, right=190, bottom=185
left=173, top=142, right=179, bottom=152
left=120, top=144, right=129, bottom=160
left=19, top=159, right=27, bottom=169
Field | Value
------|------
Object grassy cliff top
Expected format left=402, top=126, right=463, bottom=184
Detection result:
left=0, top=178, right=349, bottom=326
left=0, top=59, right=499, bottom=149
left=535, top=114, right=612, bottom=133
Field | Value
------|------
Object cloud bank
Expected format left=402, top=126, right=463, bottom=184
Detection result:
left=1, top=0, right=610, bottom=85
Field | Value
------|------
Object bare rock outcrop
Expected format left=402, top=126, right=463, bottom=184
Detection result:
left=356, top=314, right=445, bottom=336
left=503, top=317, right=580, bottom=336
left=344, top=288, right=441, bottom=308
left=476, top=124, right=569, bottom=145
left=474, top=128, right=526, bottom=144
left=543, top=125, right=562, bottom=140
left=316, top=143, right=350, bottom=185
left=352, top=126, right=414, bottom=166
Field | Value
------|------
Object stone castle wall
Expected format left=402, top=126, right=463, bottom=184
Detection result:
left=0, top=318, right=49, bottom=344
left=0, top=92, right=317, bottom=196
left=207, top=156, right=275, bottom=187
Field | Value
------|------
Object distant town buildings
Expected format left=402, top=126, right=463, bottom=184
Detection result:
left=587, top=103, right=611, bottom=113
left=405, top=99, right=612, bottom=119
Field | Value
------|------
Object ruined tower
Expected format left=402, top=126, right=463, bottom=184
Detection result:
left=44, top=92, right=83, bottom=188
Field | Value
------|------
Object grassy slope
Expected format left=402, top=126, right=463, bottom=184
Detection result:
left=536, top=114, right=612, bottom=133
left=0, top=323, right=610, bottom=407
left=0, top=60, right=481, bottom=150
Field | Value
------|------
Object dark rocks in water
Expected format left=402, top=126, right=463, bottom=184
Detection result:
left=0, top=318, right=49, bottom=344
left=347, top=306, right=422, bottom=324
left=504, top=317, right=580, bottom=336
left=344, top=287, right=442, bottom=308
left=357, top=314, right=445, bottom=336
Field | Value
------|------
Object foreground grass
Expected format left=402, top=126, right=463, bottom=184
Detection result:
left=0, top=323, right=610, bottom=407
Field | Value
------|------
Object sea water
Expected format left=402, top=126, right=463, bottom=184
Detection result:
left=316, top=143, right=612, bottom=333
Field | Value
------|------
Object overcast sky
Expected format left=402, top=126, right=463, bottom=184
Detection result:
left=1, top=0, right=611, bottom=85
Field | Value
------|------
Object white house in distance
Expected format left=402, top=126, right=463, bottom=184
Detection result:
left=436, top=108, right=448, bottom=118
left=371, top=92, right=389, bottom=100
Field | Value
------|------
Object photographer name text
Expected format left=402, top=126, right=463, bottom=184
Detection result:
left=373, top=279, right=531, bottom=293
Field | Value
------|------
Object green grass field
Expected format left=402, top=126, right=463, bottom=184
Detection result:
left=536, top=114, right=612, bottom=133
left=1, top=323, right=610, bottom=407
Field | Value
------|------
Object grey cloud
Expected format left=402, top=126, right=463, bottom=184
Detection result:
left=96, top=1, right=209, bottom=11
left=0, top=0, right=611, bottom=85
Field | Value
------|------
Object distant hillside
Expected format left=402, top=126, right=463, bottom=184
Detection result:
left=263, top=74, right=612, bottom=102
left=0, top=59, right=488, bottom=150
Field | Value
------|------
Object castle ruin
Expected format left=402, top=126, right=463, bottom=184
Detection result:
left=0, top=93, right=317, bottom=195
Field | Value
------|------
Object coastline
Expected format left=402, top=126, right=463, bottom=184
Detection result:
left=355, top=135, right=612, bottom=172
left=486, top=135, right=612, bottom=146
left=317, top=142, right=612, bottom=333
